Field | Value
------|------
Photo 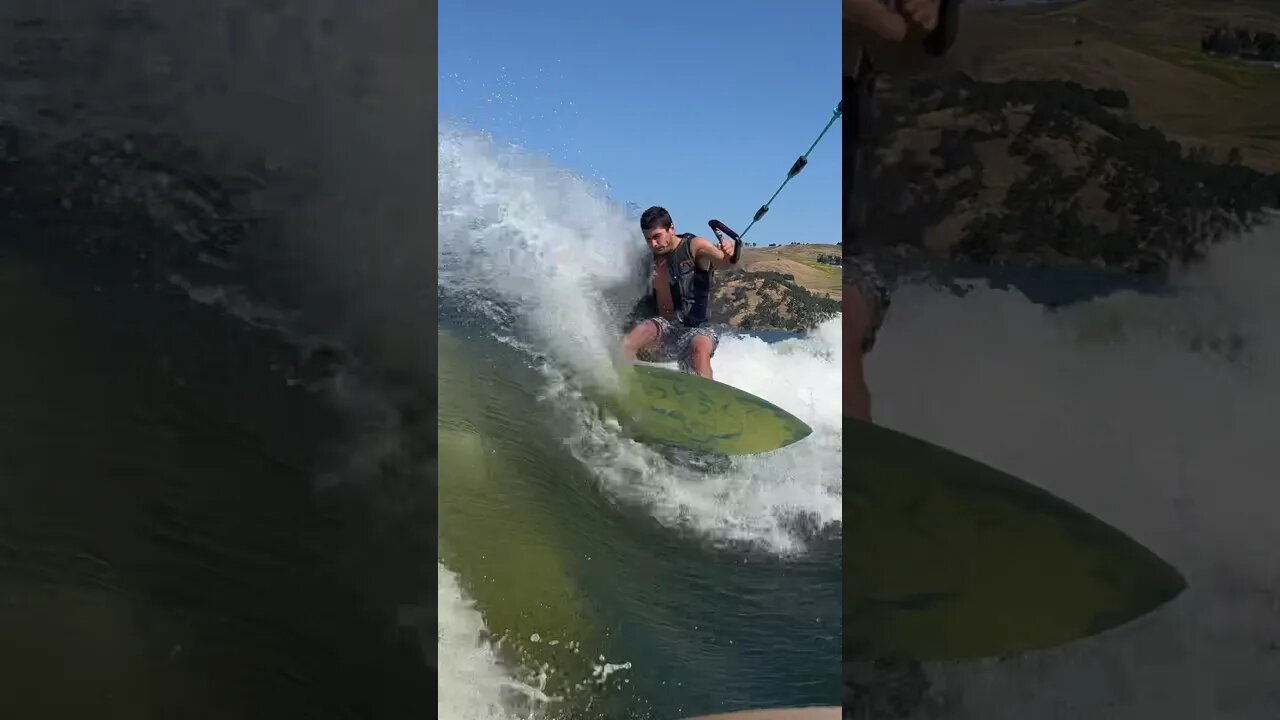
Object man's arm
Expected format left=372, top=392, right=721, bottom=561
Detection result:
left=693, top=235, right=736, bottom=270
left=844, top=0, right=908, bottom=48
left=844, top=0, right=958, bottom=76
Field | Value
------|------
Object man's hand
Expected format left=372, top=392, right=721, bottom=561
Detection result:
left=898, top=0, right=940, bottom=36
left=695, top=235, right=736, bottom=270
left=716, top=232, right=736, bottom=261
left=845, top=0, right=952, bottom=75
left=844, top=0, right=908, bottom=45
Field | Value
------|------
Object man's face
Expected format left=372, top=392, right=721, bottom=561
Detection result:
left=644, top=223, right=677, bottom=255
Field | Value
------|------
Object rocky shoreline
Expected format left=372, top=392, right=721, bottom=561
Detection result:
left=850, top=72, right=1280, bottom=277
left=712, top=267, right=842, bottom=333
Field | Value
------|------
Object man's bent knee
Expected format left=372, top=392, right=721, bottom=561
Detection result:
left=690, top=334, right=714, bottom=358
left=623, top=320, right=660, bottom=356
left=687, top=334, right=716, bottom=378
left=844, top=290, right=873, bottom=345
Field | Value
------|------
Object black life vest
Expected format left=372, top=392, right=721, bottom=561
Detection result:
left=654, top=233, right=712, bottom=327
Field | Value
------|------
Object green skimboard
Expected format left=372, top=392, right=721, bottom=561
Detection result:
left=844, top=416, right=1187, bottom=660
left=599, top=363, right=813, bottom=456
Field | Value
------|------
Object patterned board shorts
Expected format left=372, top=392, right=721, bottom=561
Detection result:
left=640, top=317, right=720, bottom=373
left=844, top=255, right=892, bottom=354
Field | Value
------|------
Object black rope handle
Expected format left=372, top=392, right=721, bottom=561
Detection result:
left=708, top=219, right=742, bottom=264
left=924, top=0, right=961, bottom=56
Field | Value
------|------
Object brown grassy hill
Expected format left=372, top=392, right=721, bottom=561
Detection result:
left=853, top=0, right=1280, bottom=273
left=952, top=0, right=1280, bottom=169
left=735, top=243, right=843, bottom=298
left=710, top=243, right=842, bottom=332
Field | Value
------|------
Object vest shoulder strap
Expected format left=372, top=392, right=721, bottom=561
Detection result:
left=675, top=233, right=699, bottom=266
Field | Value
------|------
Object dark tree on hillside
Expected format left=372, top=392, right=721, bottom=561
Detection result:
left=1257, top=31, right=1279, bottom=60
left=1093, top=88, right=1129, bottom=109
left=1235, top=29, right=1255, bottom=55
left=1202, top=24, right=1241, bottom=55
left=856, top=69, right=1280, bottom=274
left=1202, top=22, right=1280, bottom=59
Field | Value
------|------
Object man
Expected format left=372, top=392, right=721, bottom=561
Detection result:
left=844, top=0, right=958, bottom=422
left=843, top=2, right=960, bottom=720
left=621, top=205, right=737, bottom=380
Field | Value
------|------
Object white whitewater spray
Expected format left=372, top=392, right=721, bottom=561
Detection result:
left=438, top=562, right=556, bottom=720
left=438, top=123, right=645, bottom=391
left=867, top=223, right=1280, bottom=719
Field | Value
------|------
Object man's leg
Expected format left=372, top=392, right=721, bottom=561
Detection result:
left=621, top=318, right=662, bottom=360
left=843, top=256, right=890, bottom=421
left=688, top=334, right=715, bottom=379
left=678, top=326, right=719, bottom=379
left=845, top=286, right=874, bottom=421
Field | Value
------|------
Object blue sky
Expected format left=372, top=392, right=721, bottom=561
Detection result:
left=439, top=0, right=841, bottom=247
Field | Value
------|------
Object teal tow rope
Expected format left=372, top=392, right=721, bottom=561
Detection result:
left=708, top=100, right=843, bottom=261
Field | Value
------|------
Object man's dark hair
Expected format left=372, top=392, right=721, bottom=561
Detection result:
left=639, top=206, right=673, bottom=232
